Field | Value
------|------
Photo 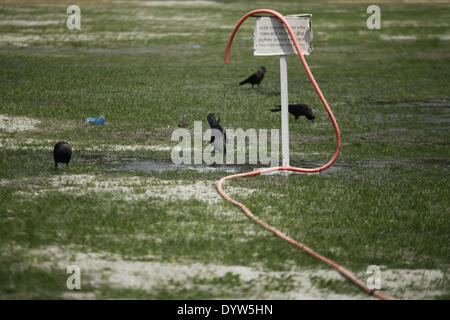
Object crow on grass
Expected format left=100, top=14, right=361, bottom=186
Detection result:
left=270, top=103, right=315, bottom=122
left=53, top=141, right=72, bottom=170
left=207, top=113, right=226, bottom=154
left=239, top=66, right=266, bottom=88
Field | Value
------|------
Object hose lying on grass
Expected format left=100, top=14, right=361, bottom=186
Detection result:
left=217, top=9, right=391, bottom=300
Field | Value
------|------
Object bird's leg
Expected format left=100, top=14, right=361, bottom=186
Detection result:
left=55, top=162, right=58, bottom=170
left=66, top=163, right=69, bottom=168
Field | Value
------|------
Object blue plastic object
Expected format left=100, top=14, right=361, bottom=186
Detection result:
left=85, top=115, right=107, bottom=125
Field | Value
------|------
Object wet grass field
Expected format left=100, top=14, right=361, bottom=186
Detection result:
left=0, top=0, right=449, bottom=299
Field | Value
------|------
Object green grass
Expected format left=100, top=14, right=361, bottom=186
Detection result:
left=0, top=0, right=449, bottom=299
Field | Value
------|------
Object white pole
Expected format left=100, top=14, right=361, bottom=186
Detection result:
left=280, top=55, right=290, bottom=168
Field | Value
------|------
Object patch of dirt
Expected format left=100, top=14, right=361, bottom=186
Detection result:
left=13, top=174, right=255, bottom=204
left=11, top=244, right=447, bottom=299
left=23, top=245, right=366, bottom=299
left=0, top=114, right=41, bottom=132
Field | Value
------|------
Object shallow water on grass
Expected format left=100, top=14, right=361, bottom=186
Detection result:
left=108, top=158, right=358, bottom=176
left=373, top=98, right=450, bottom=108
left=109, top=158, right=241, bottom=173
left=109, top=157, right=450, bottom=176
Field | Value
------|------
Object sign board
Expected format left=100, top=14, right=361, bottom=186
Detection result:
left=254, top=14, right=313, bottom=56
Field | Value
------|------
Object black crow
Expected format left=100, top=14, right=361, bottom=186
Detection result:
left=270, top=103, right=315, bottom=122
left=53, top=141, right=72, bottom=170
left=239, top=66, right=266, bottom=88
left=207, top=113, right=226, bottom=154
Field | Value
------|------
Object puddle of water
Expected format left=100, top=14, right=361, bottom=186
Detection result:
left=421, top=158, right=450, bottom=167
left=110, top=158, right=356, bottom=176
left=373, top=98, right=449, bottom=108
left=292, top=160, right=356, bottom=176
left=110, top=159, right=241, bottom=173
left=292, top=159, right=449, bottom=174
left=106, top=157, right=448, bottom=175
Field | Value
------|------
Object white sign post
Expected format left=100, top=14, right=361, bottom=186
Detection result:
left=254, top=15, right=313, bottom=168
left=279, top=55, right=290, bottom=168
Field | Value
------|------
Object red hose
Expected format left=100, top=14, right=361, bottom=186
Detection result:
left=218, top=9, right=391, bottom=300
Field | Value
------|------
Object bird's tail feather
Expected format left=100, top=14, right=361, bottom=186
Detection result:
left=270, top=105, right=281, bottom=112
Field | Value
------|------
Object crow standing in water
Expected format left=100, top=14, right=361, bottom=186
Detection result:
left=270, top=103, right=315, bottom=122
left=239, top=66, right=266, bottom=88
left=207, top=113, right=226, bottom=154
left=53, top=141, right=72, bottom=170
